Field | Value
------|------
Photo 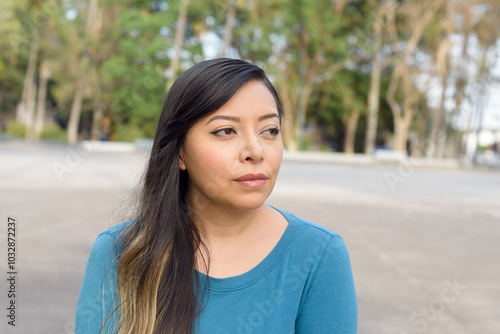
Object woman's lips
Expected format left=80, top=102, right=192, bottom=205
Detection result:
left=234, top=173, right=268, bottom=188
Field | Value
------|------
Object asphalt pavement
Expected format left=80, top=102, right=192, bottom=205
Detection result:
left=0, top=140, right=499, bottom=334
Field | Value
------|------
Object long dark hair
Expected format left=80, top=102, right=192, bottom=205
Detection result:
left=115, top=58, right=282, bottom=334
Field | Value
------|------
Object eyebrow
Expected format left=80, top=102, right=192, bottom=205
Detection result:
left=205, top=113, right=279, bottom=125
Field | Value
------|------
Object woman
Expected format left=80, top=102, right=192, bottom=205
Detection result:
left=75, top=58, right=357, bottom=333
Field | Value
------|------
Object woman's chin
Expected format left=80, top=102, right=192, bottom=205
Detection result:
left=224, top=195, right=270, bottom=212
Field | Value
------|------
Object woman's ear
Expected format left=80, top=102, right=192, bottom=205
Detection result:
left=179, top=149, right=187, bottom=170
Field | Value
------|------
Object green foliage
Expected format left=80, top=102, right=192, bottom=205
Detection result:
left=300, top=137, right=314, bottom=151
left=113, top=124, right=145, bottom=142
left=313, top=69, right=370, bottom=125
left=0, top=0, right=30, bottom=114
left=40, top=123, right=67, bottom=142
left=6, top=121, right=26, bottom=138
left=98, top=3, right=177, bottom=137
left=1, top=0, right=498, bottom=156
left=478, top=145, right=490, bottom=152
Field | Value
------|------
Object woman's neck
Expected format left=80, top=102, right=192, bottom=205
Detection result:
left=190, top=203, right=266, bottom=243
left=190, top=204, right=288, bottom=278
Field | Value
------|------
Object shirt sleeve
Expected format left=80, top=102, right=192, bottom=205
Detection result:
left=75, top=233, right=120, bottom=334
left=295, top=235, right=358, bottom=333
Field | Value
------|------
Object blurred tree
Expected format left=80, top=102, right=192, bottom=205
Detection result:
left=314, top=69, right=370, bottom=153
left=385, top=0, right=446, bottom=152
left=0, top=0, right=27, bottom=127
left=242, top=0, right=365, bottom=150
left=67, top=0, right=100, bottom=144
left=47, top=1, right=86, bottom=134
left=2, top=0, right=500, bottom=156
left=12, top=0, right=62, bottom=140
left=449, top=0, right=476, bottom=159
left=31, top=2, right=65, bottom=140
left=363, top=0, right=386, bottom=154
left=466, top=0, right=500, bottom=161
left=17, top=1, right=41, bottom=138
left=424, top=0, right=454, bottom=158
left=430, top=0, right=500, bottom=159
left=99, top=0, right=174, bottom=139
left=166, top=0, right=190, bottom=90
left=219, top=0, right=237, bottom=57
left=33, top=57, right=50, bottom=139
left=88, top=2, right=108, bottom=141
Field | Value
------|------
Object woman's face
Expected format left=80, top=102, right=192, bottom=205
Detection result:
left=180, top=80, right=283, bottom=212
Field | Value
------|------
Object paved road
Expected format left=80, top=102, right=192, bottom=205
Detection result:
left=0, top=141, right=499, bottom=334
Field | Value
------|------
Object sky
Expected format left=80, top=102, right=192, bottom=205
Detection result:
left=482, top=58, right=500, bottom=131
left=426, top=34, right=500, bottom=132
left=468, top=44, right=500, bottom=131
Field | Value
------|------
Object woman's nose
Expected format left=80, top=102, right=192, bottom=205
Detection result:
left=240, top=135, right=264, bottom=163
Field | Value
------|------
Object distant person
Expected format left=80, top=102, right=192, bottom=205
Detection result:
left=75, top=59, right=357, bottom=333
left=491, top=141, right=499, bottom=165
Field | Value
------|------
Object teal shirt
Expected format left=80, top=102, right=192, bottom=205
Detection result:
left=75, top=209, right=357, bottom=333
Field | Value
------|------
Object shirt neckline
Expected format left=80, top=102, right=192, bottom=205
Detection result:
left=193, top=207, right=300, bottom=292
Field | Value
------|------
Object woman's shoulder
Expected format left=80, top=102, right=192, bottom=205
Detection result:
left=99, top=219, right=134, bottom=239
left=277, top=208, right=344, bottom=244
left=90, top=219, right=135, bottom=256
left=273, top=208, right=352, bottom=266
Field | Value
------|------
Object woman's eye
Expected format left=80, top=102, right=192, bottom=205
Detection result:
left=210, top=128, right=236, bottom=136
left=263, top=127, right=280, bottom=136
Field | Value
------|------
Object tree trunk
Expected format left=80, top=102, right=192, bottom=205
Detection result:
left=278, top=80, right=297, bottom=151
left=295, top=46, right=321, bottom=150
left=387, top=64, right=416, bottom=152
left=431, top=73, right=449, bottom=158
left=90, top=100, right=105, bottom=140
left=386, top=62, right=404, bottom=150
left=417, top=96, right=429, bottom=155
left=429, top=0, right=454, bottom=159
left=19, top=34, right=39, bottom=132
left=334, top=0, right=348, bottom=15
left=399, top=69, right=418, bottom=152
left=25, top=80, right=37, bottom=139
left=393, top=118, right=404, bottom=152
left=167, top=0, right=189, bottom=90
left=453, top=3, right=471, bottom=123
left=426, top=36, right=453, bottom=158
left=295, top=73, right=316, bottom=150
left=89, top=6, right=104, bottom=141
left=67, top=0, right=100, bottom=144
left=344, top=109, right=360, bottom=154
left=448, top=1, right=472, bottom=159
left=33, top=59, right=50, bottom=139
left=365, top=11, right=383, bottom=154
left=220, top=1, right=236, bottom=57
left=393, top=114, right=413, bottom=153
left=385, top=0, right=445, bottom=152
left=68, top=77, right=85, bottom=144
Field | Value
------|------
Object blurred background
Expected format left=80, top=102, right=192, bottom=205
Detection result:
left=1, top=0, right=500, bottom=333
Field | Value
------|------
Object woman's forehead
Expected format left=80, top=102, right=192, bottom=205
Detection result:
left=205, top=81, right=278, bottom=118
